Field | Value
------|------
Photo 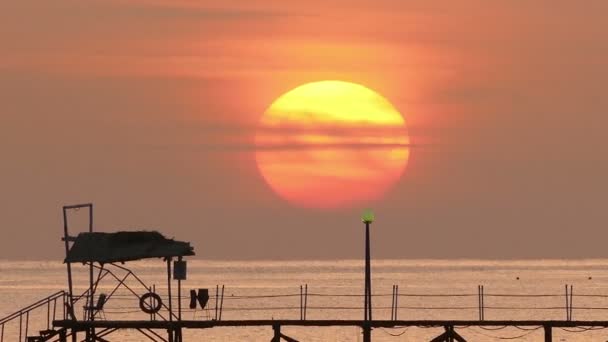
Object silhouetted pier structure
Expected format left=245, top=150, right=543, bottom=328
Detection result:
left=2, top=204, right=608, bottom=341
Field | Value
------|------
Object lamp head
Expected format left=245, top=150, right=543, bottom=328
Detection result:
left=361, top=209, right=375, bottom=224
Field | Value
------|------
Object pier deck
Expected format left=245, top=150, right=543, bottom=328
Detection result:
left=52, top=319, right=608, bottom=342
left=53, top=319, right=608, bottom=329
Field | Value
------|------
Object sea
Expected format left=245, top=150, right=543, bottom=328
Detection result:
left=2, top=259, right=608, bottom=341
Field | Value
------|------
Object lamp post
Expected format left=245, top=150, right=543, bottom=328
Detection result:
left=362, top=210, right=374, bottom=342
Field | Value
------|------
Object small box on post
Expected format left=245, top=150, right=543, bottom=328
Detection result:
left=173, top=260, right=187, bottom=280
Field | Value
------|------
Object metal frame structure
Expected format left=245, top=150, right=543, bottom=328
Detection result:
left=61, top=204, right=189, bottom=342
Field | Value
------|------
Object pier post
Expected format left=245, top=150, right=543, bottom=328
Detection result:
left=363, top=323, right=372, bottom=342
left=166, top=258, right=174, bottom=342
left=272, top=324, right=281, bottom=342
left=88, top=207, right=96, bottom=342
left=544, top=325, right=552, bottom=342
left=177, top=256, right=183, bottom=342
left=361, top=210, right=374, bottom=342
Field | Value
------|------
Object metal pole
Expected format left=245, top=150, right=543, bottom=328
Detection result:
left=272, top=324, right=281, bottom=342
left=304, top=284, right=308, bottom=320
left=62, top=206, right=78, bottom=342
left=544, top=324, right=552, bottom=342
left=363, top=220, right=372, bottom=342
left=394, top=285, right=398, bottom=321
left=391, top=285, right=395, bottom=320
left=219, top=285, right=225, bottom=321
left=365, top=221, right=372, bottom=320
left=88, top=205, right=95, bottom=342
left=565, top=284, right=569, bottom=321
left=569, top=285, right=574, bottom=321
left=62, top=207, right=75, bottom=318
left=167, top=258, right=173, bottom=342
left=24, top=312, right=29, bottom=342
left=215, top=285, right=219, bottom=320
left=177, top=257, right=183, bottom=342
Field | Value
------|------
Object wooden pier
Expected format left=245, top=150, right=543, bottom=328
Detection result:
left=3, top=204, right=608, bottom=341
left=52, top=319, right=608, bottom=342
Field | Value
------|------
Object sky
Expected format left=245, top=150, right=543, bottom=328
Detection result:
left=1, top=0, right=607, bottom=260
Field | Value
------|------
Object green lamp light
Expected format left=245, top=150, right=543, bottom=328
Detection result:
left=361, top=209, right=375, bottom=223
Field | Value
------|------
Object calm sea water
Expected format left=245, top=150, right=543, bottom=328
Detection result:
left=2, top=259, right=608, bottom=341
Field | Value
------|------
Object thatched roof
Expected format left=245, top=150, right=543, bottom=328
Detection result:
left=64, top=231, right=195, bottom=263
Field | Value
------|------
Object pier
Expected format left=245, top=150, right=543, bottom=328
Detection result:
left=1, top=204, right=608, bottom=341
left=50, top=319, right=608, bottom=342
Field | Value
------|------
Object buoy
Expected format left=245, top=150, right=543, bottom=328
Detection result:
left=139, top=292, right=163, bottom=314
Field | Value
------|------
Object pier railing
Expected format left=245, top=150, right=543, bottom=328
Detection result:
left=214, top=288, right=576, bottom=321
left=3, top=285, right=608, bottom=341
left=91, top=283, right=604, bottom=322
left=0, top=290, right=66, bottom=342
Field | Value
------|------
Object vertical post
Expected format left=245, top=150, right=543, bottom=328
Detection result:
left=177, top=257, right=182, bottom=321
left=363, top=221, right=372, bottom=342
left=478, top=285, right=481, bottom=320
left=272, top=324, right=281, bottom=342
left=53, top=298, right=57, bottom=322
left=394, top=285, right=398, bottom=321
left=391, top=285, right=399, bottom=321
left=365, top=221, right=372, bottom=321
left=544, top=325, right=552, bottom=342
left=59, top=328, right=67, bottom=342
left=148, top=286, right=153, bottom=321
left=166, top=258, right=173, bottom=342
left=447, top=326, right=455, bottom=342
left=62, top=207, right=75, bottom=320
left=177, top=256, right=183, bottom=342
left=214, top=285, right=219, bottom=320
left=481, top=285, right=485, bottom=320
left=88, top=205, right=95, bottom=342
left=25, top=312, right=29, bottom=342
left=47, top=298, right=51, bottom=330
left=569, top=285, right=574, bottom=321
left=363, top=322, right=371, bottom=342
left=304, top=284, right=308, bottom=320
left=391, top=285, right=395, bottom=320
left=361, top=210, right=374, bottom=342
left=153, top=285, right=157, bottom=321
left=564, top=284, right=569, bottom=321
left=219, top=285, right=225, bottom=321
left=478, top=285, right=485, bottom=321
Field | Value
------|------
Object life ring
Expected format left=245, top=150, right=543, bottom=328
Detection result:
left=139, top=293, right=163, bottom=314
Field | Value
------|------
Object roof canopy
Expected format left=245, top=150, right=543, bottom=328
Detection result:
left=65, top=231, right=195, bottom=263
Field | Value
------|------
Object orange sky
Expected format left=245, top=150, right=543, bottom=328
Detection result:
left=1, top=0, right=607, bottom=259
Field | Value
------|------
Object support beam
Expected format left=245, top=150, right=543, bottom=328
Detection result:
left=166, top=259, right=173, bottom=342
left=362, top=323, right=371, bottom=342
left=272, top=324, right=281, bottom=342
left=270, top=324, right=299, bottom=342
left=279, top=332, right=299, bottom=342
left=544, top=325, right=552, bottom=342
left=430, top=326, right=467, bottom=342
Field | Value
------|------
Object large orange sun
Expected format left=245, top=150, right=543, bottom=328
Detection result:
left=255, top=80, right=409, bottom=209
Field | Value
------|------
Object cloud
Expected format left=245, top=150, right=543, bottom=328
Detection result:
left=147, top=141, right=423, bottom=153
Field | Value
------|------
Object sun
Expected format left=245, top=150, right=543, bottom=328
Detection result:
left=255, top=80, right=409, bottom=209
